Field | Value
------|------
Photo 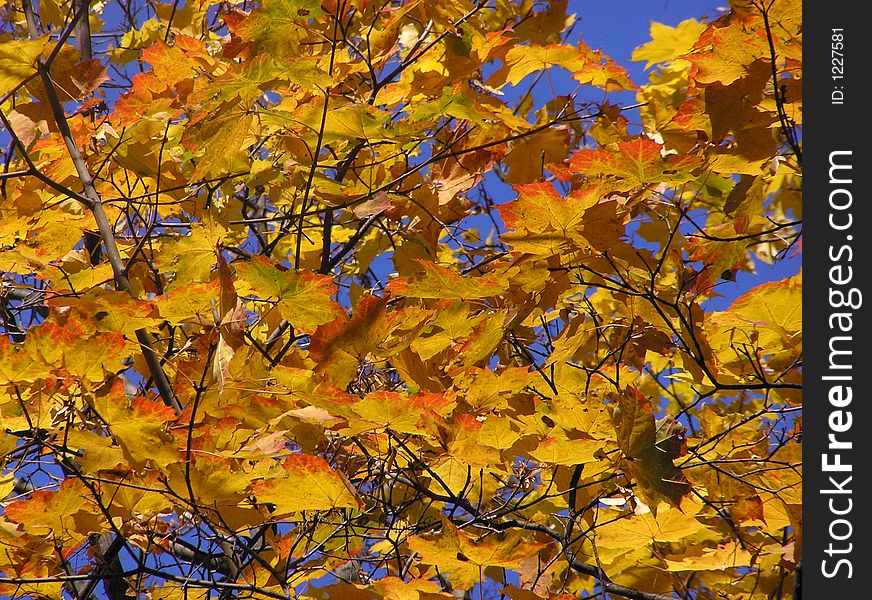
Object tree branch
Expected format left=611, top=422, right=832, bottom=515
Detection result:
left=36, top=60, right=182, bottom=414
left=74, top=0, right=93, bottom=61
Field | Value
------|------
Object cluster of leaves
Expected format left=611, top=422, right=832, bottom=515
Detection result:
left=0, top=1, right=800, bottom=599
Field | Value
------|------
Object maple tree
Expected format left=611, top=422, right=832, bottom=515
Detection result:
left=0, top=0, right=802, bottom=599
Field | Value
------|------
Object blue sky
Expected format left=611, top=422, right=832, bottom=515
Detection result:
left=466, top=0, right=799, bottom=312
left=571, top=0, right=726, bottom=76
left=572, top=0, right=800, bottom=310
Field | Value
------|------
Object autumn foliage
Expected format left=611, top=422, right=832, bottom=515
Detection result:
left=0, top=1, right=801, bottom=599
